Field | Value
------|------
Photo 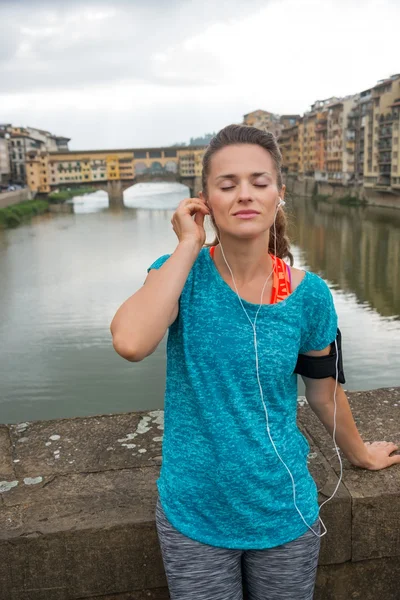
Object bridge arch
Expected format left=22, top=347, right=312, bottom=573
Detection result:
left=150, top=161, right=163, bottom=173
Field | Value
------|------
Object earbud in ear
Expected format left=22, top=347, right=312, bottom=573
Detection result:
left=277, top=197, right=286, bottom=208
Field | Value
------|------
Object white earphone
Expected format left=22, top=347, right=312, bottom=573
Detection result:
left=213, top=196, right=342, bottom=539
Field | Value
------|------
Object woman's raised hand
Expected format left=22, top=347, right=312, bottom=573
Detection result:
left=171, top=197, right=210, bottom=249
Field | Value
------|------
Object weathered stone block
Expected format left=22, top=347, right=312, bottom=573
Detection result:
left=1, top=389, right=399, bottom=599
left=315, top=556, right=400, bottom=600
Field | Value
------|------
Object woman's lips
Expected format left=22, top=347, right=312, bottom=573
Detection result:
left=234, top=212, right=259, bottom=219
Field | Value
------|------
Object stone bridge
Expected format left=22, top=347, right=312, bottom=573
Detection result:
left=60, top=173, right=201, bottom=208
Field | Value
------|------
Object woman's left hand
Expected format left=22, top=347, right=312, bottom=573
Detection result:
left=362, top=441, right=400, bottom=470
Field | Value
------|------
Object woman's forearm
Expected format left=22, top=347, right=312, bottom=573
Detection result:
left=304, top=380, right=373, bottom=468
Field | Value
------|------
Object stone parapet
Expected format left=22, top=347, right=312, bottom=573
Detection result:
left=0, top=188, right=32, bottom=209
left=0, top=388, right=399, bottom=599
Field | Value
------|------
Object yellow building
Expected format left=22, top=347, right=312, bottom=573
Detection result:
left=106, top=156, right=120, bottom=180
left=179, top=151, right=195, bottom=177
left=279, top=124, right=300, bottom=173
left=302, top=112, right=318, bottom=175
left=297, top=120, right=304, bottom=174
left=243, top=110, right=282, bottom=139
left=178, top=148, right=205, bottom=178
left=363, top=74, right=400, bottom=188
left=326, top=102, right=344, bottom=181
left=194, top=149, right=205, bottom=177
left=326, top=96, right=359, bottom=184
left=25, top=146, right=207, bottom=193
left=26, top=150, right=135, bottom=192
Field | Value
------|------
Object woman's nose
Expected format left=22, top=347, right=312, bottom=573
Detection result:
left=237, top=182, right=252, bottom=201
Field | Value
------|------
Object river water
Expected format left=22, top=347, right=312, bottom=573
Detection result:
left=0, top=183, right=399, bottom=424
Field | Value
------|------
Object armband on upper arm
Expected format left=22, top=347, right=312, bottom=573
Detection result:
left=294, top=328, right=346, bottom=384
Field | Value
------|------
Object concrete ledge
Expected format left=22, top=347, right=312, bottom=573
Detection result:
left=0, top=389, right=399, bottom=599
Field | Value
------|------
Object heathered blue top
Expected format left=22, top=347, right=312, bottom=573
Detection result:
left=147, top=247, right=338, bottom=549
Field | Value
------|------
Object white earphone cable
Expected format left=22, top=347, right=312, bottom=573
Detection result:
left=213, top=198, right=343, bottom=539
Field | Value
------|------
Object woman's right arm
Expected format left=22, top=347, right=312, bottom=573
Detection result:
left=110, top=197, right=209, bottom=362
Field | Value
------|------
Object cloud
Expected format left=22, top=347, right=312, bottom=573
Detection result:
left=0, top=0, right=268, bottom=93
left=1, top=0, right=399, bottom=149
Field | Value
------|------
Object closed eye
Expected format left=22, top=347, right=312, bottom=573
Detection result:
left=221, top=186, right=235, bottom=191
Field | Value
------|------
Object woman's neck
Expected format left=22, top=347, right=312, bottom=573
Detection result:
left=213, top=235, right=274, bottom=286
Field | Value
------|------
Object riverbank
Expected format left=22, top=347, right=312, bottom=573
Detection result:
left=0, top=186, right=98, bottom=229
left=1, top=387, right=399, bottom=599
left=0, top=199, right=49, bottom=229
left=0, top=188, right=32, bottom=209
left=48, top=187, right=97, bottom=203
left=285, top=174, right=400, bottom=210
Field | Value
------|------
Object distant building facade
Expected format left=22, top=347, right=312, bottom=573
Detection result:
left=243, top=110, right=283, bottom=139
left=0, top=131, right=11, bottom=184
left=1, top=125, right=70, bottom=185
left=26, top=146, right=206, bottom=194
left=245, top=73, right=400, bottom=193
left=362, top=75, right=400, bottom=189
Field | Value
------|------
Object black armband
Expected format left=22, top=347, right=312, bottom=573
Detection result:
left=294, top=328, right=346, bottom=384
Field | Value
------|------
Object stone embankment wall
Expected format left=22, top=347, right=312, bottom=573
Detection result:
left=1, top=387, right=399, bottom=599
left=284, top=175, right=400, bottom=210
left=0, top=188, right=32, bottom=209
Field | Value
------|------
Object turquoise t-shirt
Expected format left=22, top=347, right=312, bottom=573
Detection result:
left=147, top=246, right=338, bottom=549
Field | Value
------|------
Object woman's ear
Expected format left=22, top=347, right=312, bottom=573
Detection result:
left=199, top=191, right=211, bottom=210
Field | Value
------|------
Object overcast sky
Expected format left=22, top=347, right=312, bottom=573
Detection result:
left=1, top=0, right=399, bottom=150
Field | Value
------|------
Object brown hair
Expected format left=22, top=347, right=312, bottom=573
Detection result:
left=202, top=124, right=293, bottom=265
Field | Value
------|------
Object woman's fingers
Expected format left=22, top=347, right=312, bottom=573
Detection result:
left=364, top=440, right=400, bottom=469
left=182, top=201, right=209, bottom=216
left=194, top=209, right=205, bottom=227
left=389, top=454, right=400, bottom=466
left=170, top=197, right=209, bottom=246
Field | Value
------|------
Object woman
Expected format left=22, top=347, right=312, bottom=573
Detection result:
left=110, top=125, right=400, bottom=599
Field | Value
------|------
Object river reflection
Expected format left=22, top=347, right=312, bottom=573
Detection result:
left=0, top=183, right=399, bottom=424
left=287, top=196, right=400, bottom=319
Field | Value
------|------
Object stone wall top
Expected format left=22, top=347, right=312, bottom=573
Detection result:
left=0, top=387, right=399, bottom=599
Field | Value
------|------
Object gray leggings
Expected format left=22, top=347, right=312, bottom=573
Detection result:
left=156, top=498, right=321, bottom=600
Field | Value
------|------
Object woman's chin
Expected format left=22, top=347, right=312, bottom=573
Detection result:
left=222, top=225, right=268, bottom=240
